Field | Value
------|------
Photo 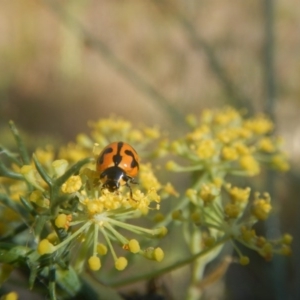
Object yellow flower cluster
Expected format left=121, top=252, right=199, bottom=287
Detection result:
left=179, top=181, right=290, bottom=263
left=167, top=107, right=289, bottom=177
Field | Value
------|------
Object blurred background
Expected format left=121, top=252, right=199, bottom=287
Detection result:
left=0, top=0, right=299, bottom=299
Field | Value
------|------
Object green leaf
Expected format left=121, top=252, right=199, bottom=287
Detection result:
left=56, top=266, right=81, bottom=297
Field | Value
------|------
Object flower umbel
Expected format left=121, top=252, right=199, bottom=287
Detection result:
left=0, top=109, right=291, bottom=300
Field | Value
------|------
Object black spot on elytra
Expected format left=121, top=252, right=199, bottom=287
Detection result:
left=98, top=147, right=113, bottom=165
left=125, top=149, right=139, bottom=169
left=112, top=142, right=124, bottom=166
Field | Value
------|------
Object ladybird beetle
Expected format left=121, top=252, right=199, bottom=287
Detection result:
left=96, top=141, right=139, bottom=198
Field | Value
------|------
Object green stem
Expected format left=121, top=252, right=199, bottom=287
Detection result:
left=104, top=222, right=128, bottom=245
left=0, top=162, right=24, bottom=180
left=107, top=218, right=156, bottom=236
left=8, top=120, right=31, bottom=165
left=100, top=226, right=117, bottom=261
left=55, top=157, right=92, bottom=187
left=53, top=221, right=92, bottom=253
left=33, top=154, right=53, bottom=186
left=93, top=223, right=99, bottom=256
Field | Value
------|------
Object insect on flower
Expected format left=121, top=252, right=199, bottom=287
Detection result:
left=96, top=141, right=140, bottom=198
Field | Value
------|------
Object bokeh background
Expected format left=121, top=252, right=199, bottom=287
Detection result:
left=0, top=0, right=299, bottom=299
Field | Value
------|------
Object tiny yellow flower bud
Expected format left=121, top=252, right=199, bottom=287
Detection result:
left=153, top=226, right=168, bottom=237
left=186, top=189, right=197, bottom=200
left=97, top=243, right=108, bottom=255
left=260, top=243, right=273, bottom=260
left=153, top=247, right=164, bottom=262
left=256, top=236, right=266, bottom=248
left=244, top=115, right=273, bottom=134
left=240, top=226, right=255, bottom=242
left=282, top=234, right=293, bottom=245
left=115, top=257, right=128, bottom=271
left=153, top=213, right=165, bottom=223
left=239, top=155, right=260, bottom=176
left=271, top=155, right=290, bottom=172
left=200, top=184, right=219, bottom=204
left=52, top=159, right=69, bottom=177
left=29, top=190, right=43, bottom=203
left=224, top=203, right=240, bottom=218
left=234, top=142, right=251, bottom=155
left=165, top=160, right=179, bottom=171
left=144, top=127, right=160, bottom=139
left=47, top=232, right=58, bottom=244
left=1, top=292, right=18, bottom=300
left=258, top=138, right=275, bottom=153
left=61, top=175, right=82, bottom=193
left=128, top=239, right=140, bottom=253
left=88, top=256, right=101, bottom=271
left=222, top=146, right=238, bottom=161
left=239, top=256, right=250, bottom=266
left=38, top=239, right=55, bottom=255
left=228, top=186, right=251, bottom=203
left=55, top=214, right=71, bottom=229
left=196, top=139, right=216, bottom=159
left=252, top=196, right=272, bottom=220
left=191, top=211, right=201, bottom=224
left=172, top=210, right=183, bottom=220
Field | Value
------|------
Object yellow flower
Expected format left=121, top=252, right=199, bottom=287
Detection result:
left=115, top=257, right=128, bottom=271
left=227, top=186, right=250, bottom=203
left=282, top=234, right=293, bottom=245
left=61, top=175, right=82, bottom=193
left=258, top=138, right=275, bottom=153
left=144, top=247, right=164, bottom=262
left=199, top=183, right=220, bottom=204
left=234, top=142, right=251, bottom=156
left=35, top=146, right=54, bottom=167
left=38, top=239, right=55, bottom=255
left=239, top=155, right=260, bottom=176
left=128, top=239, right=140, bottom=253
left=224, top=203, right=241, bottom=218
left=1, top=292, right=18, bottom=300
left=58, top=143, right=88, bottom=163
left=239, top=256, right=250, bottom=266
left=97, top=243, right=108, bottom=255
left=186, top=125, right=210, bottom=141
left=240, top=226, right=256, bottom=242
left=196, top=139, right=216, bottom=159
left=55, top=214, right=72, bottom=229
left=139, top=163, right=161, bottom=191
left=52, top=159, right=69, bottom=177
left=271, top=154, right=290, bottom=172
left=222, top=146, right=238, bottom=161
left=213, top=107, right=240, bottom=125
left=251, top=193, right=272, bottom=220
left=143, top=127, right=160, bottom=139
left=88, top=256, right=101, bottom=271
left=244, top=115, right=273, bottom=135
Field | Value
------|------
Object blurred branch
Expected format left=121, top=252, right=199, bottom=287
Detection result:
left=42, top=0, right=186, bottom=127
left=263, top=0, right=276, bottom=120
left=263, top=1, right=287, bottom=299
left=153, top=0, right=253, bottom=113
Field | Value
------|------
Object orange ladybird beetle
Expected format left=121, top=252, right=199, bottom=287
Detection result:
left=96, top=141, right=139, bottom=198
